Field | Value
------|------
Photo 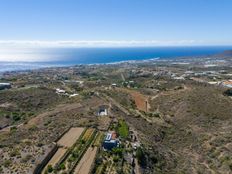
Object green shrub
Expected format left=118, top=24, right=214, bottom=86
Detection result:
left=3, top=160, right=11, bottom=167
left=117, top=119, right=129, bottom=139
left=113, top=155, right=120, bottom=162
left=59, top=163, right=66, bottom=170
left=136, top=147, right=146, bottom=166
left=47, top=165, right=53, bottom=173
left=10, top=149, right=20, bottom=157
left=112, top=147, right=123, bottom=158
left=12, top=114, right=21, bottom=121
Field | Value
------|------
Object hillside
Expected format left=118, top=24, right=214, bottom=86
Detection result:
left=1, top=60, right=232, bottom=173
left=122, top=83, right=232, bottom=173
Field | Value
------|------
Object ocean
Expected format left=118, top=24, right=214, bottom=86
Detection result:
left=0, top=46, right=232, bottom=72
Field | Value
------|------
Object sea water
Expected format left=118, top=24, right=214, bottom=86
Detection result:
left=0, top=46, right=231, bottom=72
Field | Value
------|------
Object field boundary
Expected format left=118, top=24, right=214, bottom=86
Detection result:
left=33, top=126, right=80, bottom=174
left=70, top=129, right=97, bottom=173
left=33, top=144, right=58, bottom=174
left=55, top=128, right=88, bottom=168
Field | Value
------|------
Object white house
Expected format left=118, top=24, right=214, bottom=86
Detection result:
left=0, top=83, right=11, bottom=90
left=56, top=88, right=66, bottom=94
left=98, top=106, right=108, bottom=116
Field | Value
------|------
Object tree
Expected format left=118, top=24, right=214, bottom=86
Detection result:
left=136, top=147, right=146, bottom=166
left=47, top=165, right=53, bottom=173
left=59, top=163, right=66, bottom=170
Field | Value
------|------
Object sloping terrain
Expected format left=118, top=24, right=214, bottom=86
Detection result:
left=0, top=87, right=64, bottom=128
left=0, top=94, right=108, bottom=173
left=1, top=62, right=232, bottom=174
left=123, top=83, right=232, bottom=173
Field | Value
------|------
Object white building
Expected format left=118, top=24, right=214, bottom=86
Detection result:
left=98, top=106, right=108, bottom=116
left=56, top=88, right=66, bottom=94
left=69, top=93, right=79, bottom=98
left=0, top=83, right=11, bottom=90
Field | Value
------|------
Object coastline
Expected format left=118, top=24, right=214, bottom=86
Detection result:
left=0, top=46, right=231, bottom=74
left=0, top=57, right=161, bottom=74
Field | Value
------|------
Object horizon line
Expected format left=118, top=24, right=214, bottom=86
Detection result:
left=0, top=40, right=232, bottom=47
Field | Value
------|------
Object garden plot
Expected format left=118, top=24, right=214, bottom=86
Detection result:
left=41, top=128, right=104, bottom=174
left=48, top=128, right=97, bottom=173
left=74, top=146, right=98, bottom=174
left=43, top=148, right=67, bottom=171
left=74, top=132, right=104, bottom=174
left=42, top=127, right=85, bottom=174
left=57, top=127, right=84, bottom=148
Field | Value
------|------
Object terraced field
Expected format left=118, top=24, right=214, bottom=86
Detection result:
left=42, top=127, right=102, bottom=174
left=45, top=148, right=67, bottom=168
left=42, top=127, right=85, bottom=174
left=74, top=146, right=98, bottom=174
left=57, top=127, right=84, bottom=148
left=74, top=131, right=104, bottom=174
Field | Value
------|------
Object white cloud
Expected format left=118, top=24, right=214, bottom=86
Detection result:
left=0, top=40, right=204, bottom=62
left=0, top=39, right=202, bottom=48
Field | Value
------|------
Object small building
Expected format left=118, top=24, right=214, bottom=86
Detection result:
left=221, top=80, right=232, bottom=88
left=111, top=83, right=117, bottom=88
left=97, top=106, right=108, bottom=116
left=56, top=88, right=66, bottom=94
left=69, top=93, right=79, bottom=98
left=103, top=131, right=119, bottom=150
left=208, top=81, right=219, bottom=85
left=173, top=76, right=185, bottom=80
left=0, top=83, right=11, bottom=90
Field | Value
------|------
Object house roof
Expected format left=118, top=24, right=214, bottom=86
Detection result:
left=105, top=131, right=117, bottom=141
left=111, top=132, right=117, bottom=140
left=223, top=80, right=232, bottom=85
left=0, top=83, right=11, bottom=86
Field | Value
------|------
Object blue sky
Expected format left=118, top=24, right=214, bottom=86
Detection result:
left=0, top=0, right=231, bottom=45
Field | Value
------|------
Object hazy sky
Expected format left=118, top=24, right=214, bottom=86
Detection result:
left=0, top=0, right=232, bottom=61
left=0, top=0, right=231, bottom=44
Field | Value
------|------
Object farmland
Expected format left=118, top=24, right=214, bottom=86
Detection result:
left=73, top=131, right=104, bottom=174
left=74, top=146, right=98, bottom=174
left=42, top=127, right=85, bottom=173
left=42, top=128, right=101, bottom=174
left=45, top=148, right=66, bottom=169
left=41, top=118, right=139, bottom=174
left=57, top=127, right=84, bottom=148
